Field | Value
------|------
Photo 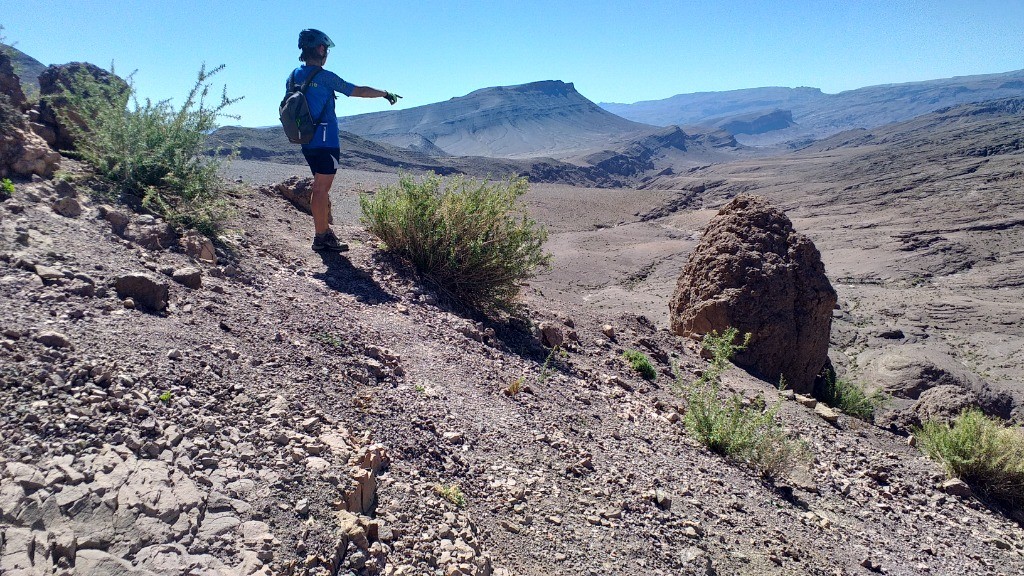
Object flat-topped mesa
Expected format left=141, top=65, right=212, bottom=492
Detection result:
left=486, top=80, right=577, bottom=97
left=669, top=194, right=837, bottom=393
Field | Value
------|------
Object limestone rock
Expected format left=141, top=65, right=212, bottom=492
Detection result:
left=669, top=194, right=837, bottom=393
left=814, top=403, right=840, bottom=423
left=114, top=273, right=169, bottom=312
left=0, top=125, right=61, bottom=179
left=35, top=331, right=72, bottom=349
left=75, top=548, right=154, bottom=575
left=52, top=196, right=82, bottom=218
left=182, top=231, right=217, bottom=263
left=171, top=267, right=202, bottom=289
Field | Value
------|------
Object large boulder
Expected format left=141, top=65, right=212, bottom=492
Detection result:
left=37, top=62, right=128, bottom=151
left=669, top=194, right=837, bottom=393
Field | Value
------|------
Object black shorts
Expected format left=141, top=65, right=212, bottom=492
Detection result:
left=302, top=147, right=341, bottom=175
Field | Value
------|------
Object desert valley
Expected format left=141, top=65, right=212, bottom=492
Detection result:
left=2, top=40, right=1024, bottom=576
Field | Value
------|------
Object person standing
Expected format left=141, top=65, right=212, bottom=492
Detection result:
left=288, top=28, right=401, bottom=252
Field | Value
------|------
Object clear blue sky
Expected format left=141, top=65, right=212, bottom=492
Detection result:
left=3, top=1, right=1023, bottom=127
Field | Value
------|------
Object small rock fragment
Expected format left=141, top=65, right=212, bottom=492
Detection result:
left=35, top=330, right=71, bottom=348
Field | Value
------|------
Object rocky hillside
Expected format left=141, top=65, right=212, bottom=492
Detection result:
left=632, top=97, right=1024, bottom=428
left=339, top=80, right=656, bottom=159
left=2, top=152, right=1024, bottom=575
left=0, top=43, right=46, bottom=100
left=602, top=69, right=1024, bottom=144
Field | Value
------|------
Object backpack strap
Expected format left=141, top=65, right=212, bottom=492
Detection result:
left=303, top=66, right=332, bottom=128
left=298, top=67, right=322, bottom=93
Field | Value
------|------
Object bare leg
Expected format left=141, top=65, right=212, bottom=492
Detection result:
left=310, top=172, right=336, bottom=235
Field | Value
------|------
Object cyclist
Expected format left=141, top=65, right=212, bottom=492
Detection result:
left=289, top=28, right=401, bottom=251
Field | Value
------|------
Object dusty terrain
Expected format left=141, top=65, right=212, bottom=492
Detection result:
left=5, top=101, right=1024, bottom=574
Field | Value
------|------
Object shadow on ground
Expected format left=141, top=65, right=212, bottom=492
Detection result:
left=314, top=252, right=398, bottom=305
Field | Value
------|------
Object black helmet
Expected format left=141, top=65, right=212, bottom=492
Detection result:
left=298, top=29, right=335, bottom=50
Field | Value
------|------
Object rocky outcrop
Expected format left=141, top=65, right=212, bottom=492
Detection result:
left=36, top=62, right=128, bottom=151
left=860, top=345, right=1014, bottom=425
left=0, top=50, right=28, bottom=112
left=0, top=126, right=61, bottom=179
left=0, top=52, right=60, bottom=179
left=259, top=176, right=333, bottom=224
left=669, top=194, right=837, bottom=393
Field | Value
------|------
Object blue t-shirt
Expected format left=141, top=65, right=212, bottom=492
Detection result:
left=285, top=65, right=356, bottom=149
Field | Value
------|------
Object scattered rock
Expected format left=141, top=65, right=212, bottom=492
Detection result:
left=99, top=205, right=131, bottom=235
left=182, top=231, right=217, bottom=263
left=34, top=264, right=64, bottom=283
left=52, top=196, right=82, bottom=218
left=114, top=273, right=169, bottom=312
left=34, top=330, right=71, bottom=348
left=53, top=179, right=77, bottom=198
left=941, top=478, right=973, bottom=498
left=601, top=324, right=616, bottom=339
left=539, top=322, right=564, bottom=349
left=171, top=267, right=202, bottom=289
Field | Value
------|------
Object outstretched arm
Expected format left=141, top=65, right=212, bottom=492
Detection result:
left=351, top=86, right=401, bottom=105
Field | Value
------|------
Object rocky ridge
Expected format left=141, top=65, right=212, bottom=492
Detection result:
left=1, top=161, right=1023, bottom=575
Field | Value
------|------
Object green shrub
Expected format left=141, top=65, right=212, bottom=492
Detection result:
left=817, top=373, right=889, bottom=422
left=434, top=483, right=467, bottom=508
left=360, top=173, right=550, bottom=312
left=60, top=64, right=241, bottom=235
left=676, top=328, right=804, bottom=479
left=623, top=349, right=656, bottom=380
left=915, top=409, right=1024, bottom=510
left=0, top=178, right=13, bottom=200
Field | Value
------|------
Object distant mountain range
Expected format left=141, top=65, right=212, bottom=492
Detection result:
left=601, top=70, right=1024, bottom=145
left=214, top=79, right=741, bottom=185
left=339, top=80, right=655, bottom=159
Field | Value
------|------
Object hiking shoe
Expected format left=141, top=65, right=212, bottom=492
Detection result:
left=312, top=230, right=349, bottom=252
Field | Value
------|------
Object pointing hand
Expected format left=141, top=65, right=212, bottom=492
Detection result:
left=384, top=91, right=402, bottom=105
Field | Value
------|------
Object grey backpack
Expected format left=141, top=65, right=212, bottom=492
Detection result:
left=279, top=67, right=329, bottom=144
